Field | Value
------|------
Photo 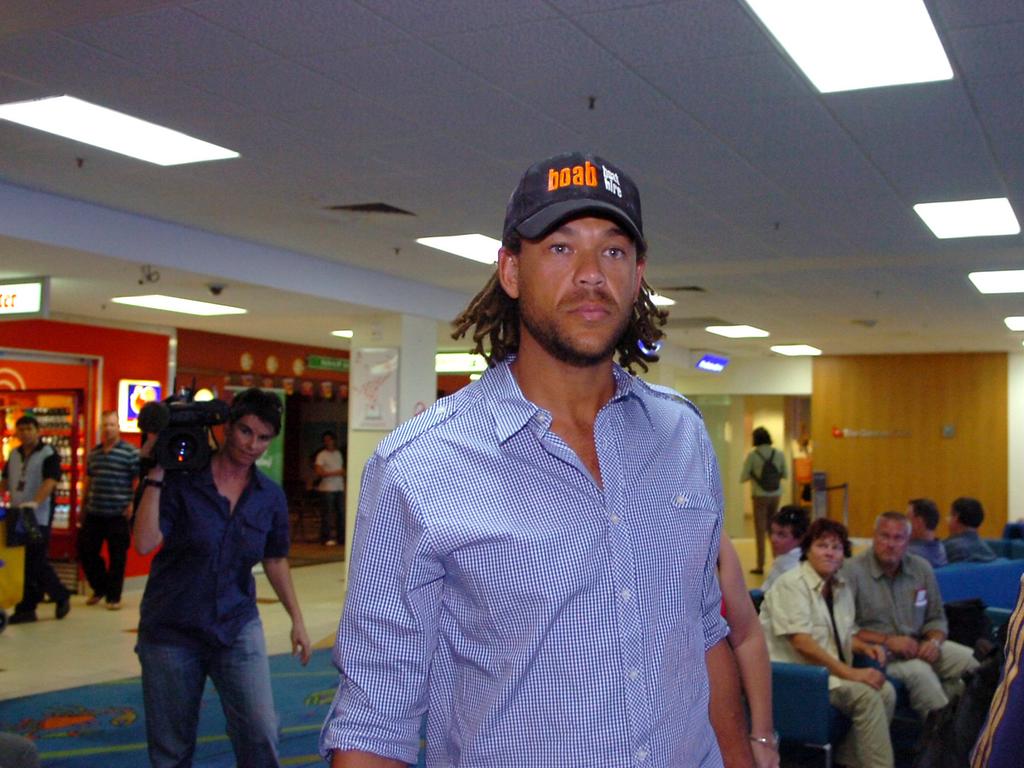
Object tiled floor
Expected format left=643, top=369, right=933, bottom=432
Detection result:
left=0, top=557, right=349, bottom=700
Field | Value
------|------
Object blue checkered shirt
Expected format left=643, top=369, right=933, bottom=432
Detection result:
left=321, top=360, right=728, bottom=767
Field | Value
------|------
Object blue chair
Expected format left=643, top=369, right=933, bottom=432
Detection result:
left=1003, top=522, right=1024, bottom=540
left=771, top=661, right=849, bottom=768
left=985, top=538, right=1012, bottom=558
left=935, top=559, right=1024, bottom=609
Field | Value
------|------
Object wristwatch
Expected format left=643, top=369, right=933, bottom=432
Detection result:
left=142, top=477, right=164, bottom=490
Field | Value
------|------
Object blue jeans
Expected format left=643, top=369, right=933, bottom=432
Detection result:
left=319, top=491, right=344, bottom=544
left=136, top=618, right=280, bottom=767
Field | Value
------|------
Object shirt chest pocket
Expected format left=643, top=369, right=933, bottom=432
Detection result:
left=238, top=515, right=271, bottom=562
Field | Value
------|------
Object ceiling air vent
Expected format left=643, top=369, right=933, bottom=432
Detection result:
left=325, top=202, right=415, bottom=215
left=665, top=316, right=731, bottom=329
left=660, top=285, right=706, bottom=293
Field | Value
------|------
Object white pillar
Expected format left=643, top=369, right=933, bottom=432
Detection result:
left=345, top=314, right=438, bottom=566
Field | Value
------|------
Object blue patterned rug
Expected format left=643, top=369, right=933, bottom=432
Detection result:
left=0, top=649, right=339, bottom=767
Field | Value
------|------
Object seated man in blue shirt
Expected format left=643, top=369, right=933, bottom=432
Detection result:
left=134, top=388, right=310, bottom=768
left=320, top=153, right=758, bottom=768
left=945, top=497, right=997, bottom=564
left=907, top=498, right=947, bottom=568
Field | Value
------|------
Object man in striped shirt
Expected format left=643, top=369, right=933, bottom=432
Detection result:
left=79, top=410, right=139, bottom=610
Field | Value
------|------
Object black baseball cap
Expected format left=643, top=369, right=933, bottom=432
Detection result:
left=502, top=151, right=646, bottom=252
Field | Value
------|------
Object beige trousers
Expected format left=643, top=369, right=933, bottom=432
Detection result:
left=830, top=678, right=896, bottom=768
left=886, top=639, right=979, bottom=717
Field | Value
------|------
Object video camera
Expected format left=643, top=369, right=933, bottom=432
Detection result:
left=138, top=384, right=230, bottom=471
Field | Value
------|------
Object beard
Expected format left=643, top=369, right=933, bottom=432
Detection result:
left=518, top=289, right=632, bottom=368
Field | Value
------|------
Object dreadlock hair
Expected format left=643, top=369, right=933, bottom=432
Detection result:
left=450, top=232, right=669, bottom=373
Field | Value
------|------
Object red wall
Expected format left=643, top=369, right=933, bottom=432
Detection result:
left=0, top=319, right=170, bottom=416
left=0, top=319, right=170, bottom=577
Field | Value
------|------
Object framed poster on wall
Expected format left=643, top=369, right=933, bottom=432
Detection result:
left=351, top=347, right=399, bottom=431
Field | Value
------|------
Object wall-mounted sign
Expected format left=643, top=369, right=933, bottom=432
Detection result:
left=831, top=425, right=911, bottom=439
left=118, top=379, right=162, bottom=432
left=351, top=348, right=398, bottom=430
left=307, top=354, right=350, bottom=372
left=695, top=353, right=729, bottom=373
left=0, top=277, right=49, bottom=320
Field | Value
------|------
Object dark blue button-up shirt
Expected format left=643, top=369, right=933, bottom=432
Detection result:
left=138, top=464, right=289, bottom=649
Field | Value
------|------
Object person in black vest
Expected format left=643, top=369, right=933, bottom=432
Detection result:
left=740, top=426, right=787, bottom=575
left=1, top=414, right=71, bottom=623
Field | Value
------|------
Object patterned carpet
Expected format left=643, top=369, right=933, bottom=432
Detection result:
left=0, top=649, right=339, bottom=767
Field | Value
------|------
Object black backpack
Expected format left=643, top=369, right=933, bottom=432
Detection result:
left=755, top=449, right=781, bottom=492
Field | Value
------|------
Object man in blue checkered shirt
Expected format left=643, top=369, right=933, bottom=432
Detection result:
left=321, top=152, right=755, bottom=767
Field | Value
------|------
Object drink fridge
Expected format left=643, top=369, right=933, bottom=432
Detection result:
left=1, top=389, right=86, bottom=563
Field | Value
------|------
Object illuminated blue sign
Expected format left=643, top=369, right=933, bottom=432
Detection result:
left=695, top=353, right=729, bottom=373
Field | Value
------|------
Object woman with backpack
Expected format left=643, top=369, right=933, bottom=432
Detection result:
left=740, top=426, right=787, bottom=575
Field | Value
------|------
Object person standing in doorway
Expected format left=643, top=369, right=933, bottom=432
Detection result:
left=740, top=427, right=787, bottom=575
left=79, top=410, right=140, bottom=610
left=314, top=430, right=345, bottom=546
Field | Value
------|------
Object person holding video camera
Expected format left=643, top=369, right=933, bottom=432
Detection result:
left=133, top=388, right=310, bottom=768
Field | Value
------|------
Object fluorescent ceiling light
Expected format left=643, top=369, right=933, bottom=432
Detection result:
left=968, top=270, right=1024, bottom=294
left=111, top=294, right=246, bottom=316
left=771, top=344, right=822, bottom=356
left=744, top=0, right=952, bottom=93
left=0, top=95, right=239, bottom=166
left=417, top=234, right=501, bottom=265
left=435, top=352, right=488, bottom=373
left=914, top=198, right=1020, bottom=239
left=331, top=329, right=354, bottom=338
left=649, top=292, right=676, bottom=306
left=705, top=325, right=770, bottom=338
left=1004, top=317, right=1024, bottom=332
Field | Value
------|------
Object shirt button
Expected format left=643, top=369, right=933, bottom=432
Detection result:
left=628, top=667, right=641, bottom=680
left=436, top=406, right=446, bottom=415
left=619, top=588, right=632, bottom=601
left=675, top=494, right=687, bottom=505
left=610, top=513, right=621, bottom=524
left=635, top=747, right=649, bottom=762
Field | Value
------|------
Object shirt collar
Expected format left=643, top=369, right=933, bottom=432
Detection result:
left=481, top=356, right=642, bottom=443
left=868, top=549, right=905, bottom=579
left=192, top=462, right=266, bottom=492
left=798, top=559, right=847, bottom=592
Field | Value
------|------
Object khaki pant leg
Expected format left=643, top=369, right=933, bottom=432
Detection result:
left=830, top=679, right=896, bottom=768
left=934, top=640, right=979, bottom=702
left=886, top=657, right=948, bottom=717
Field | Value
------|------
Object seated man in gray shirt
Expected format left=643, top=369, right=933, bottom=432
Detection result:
left=845, top=511, right=978, bottom=719
left=945, top=497, right=997, bottom=564
left=907, top=498, right=947, bottom=568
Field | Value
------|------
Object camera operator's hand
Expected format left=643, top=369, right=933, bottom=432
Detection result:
left=134, top=435, right=166, bottom=555
left=139, top=431, right=159, bottom=460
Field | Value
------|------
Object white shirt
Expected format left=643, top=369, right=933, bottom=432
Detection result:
left=762, top=547, right=801, bottom=592
left=315, top=448, right=344, bottom=492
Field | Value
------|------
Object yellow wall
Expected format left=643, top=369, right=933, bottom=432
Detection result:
left=811, top=354, right=1008, bottom=537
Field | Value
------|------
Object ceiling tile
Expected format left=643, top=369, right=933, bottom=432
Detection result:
left=186, top=0, right=408, bottom=56
left=64, top=7, right=275, bottom=76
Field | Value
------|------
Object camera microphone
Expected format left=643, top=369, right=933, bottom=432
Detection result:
left=138, top=401, right=171, bottom=433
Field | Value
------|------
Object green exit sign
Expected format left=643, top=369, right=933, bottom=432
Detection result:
left=307, top=355, right=349, bottom=372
